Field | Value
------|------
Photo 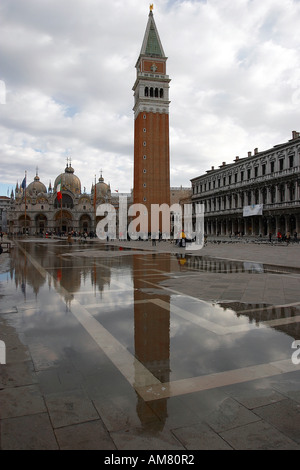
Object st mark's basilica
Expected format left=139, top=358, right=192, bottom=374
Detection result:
left=7, top=161, right=121, bottom=236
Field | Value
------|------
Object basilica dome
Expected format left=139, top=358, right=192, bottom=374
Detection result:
left=54, top=164, right=81, bottom=196
left=26, top=173, right=47, bottom=196
left=93, top=173, right=111, bottom=200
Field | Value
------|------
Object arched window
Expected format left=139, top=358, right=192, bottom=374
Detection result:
left=240, top=192, right=244, bottom=206
left=279, top=184, right=285, bottom=202
left=160, top=88, right=164, bottom=98
left=54, top=194, right=74, bottom=209
left=289, top=183, right=295, bottom=200
left=145, top=87, right=148, bottom=97
left=150, top=88, right=154, bottom=97
left=155, top=88, right=158, bottom=97
left=247, top=191, right=251, bottom=205
left=270, top=186, right=276, bottom=203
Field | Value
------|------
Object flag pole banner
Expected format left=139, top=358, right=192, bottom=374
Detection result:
left=243, top=204, right=263, bottom=217
left=57, top=180, right=62, bottom=200
left=21, top=174, right=26, bottom=193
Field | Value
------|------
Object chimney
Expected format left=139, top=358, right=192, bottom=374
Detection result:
left=248, top=151, right=252, bottom=157
left=211, top=166, right=214, bottom=171
left=292, top=130, right=300, bottom=139
left=222, top=162, right=226, bottom=166
left=254, top=148, right=258, bottom=155
left=234, top=156, right=239, bottom=162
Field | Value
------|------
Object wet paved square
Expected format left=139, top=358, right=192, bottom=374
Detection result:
left=0, top=237, right=300, bottom=450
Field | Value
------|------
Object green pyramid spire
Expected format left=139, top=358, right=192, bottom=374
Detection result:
left=140, top=10, right=165, bottom=58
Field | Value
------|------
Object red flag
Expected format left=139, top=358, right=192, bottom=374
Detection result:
left=57, top=180, right=62, bottom=200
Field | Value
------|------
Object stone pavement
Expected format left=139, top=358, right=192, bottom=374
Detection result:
left=0, top=236, right=299, bottom=451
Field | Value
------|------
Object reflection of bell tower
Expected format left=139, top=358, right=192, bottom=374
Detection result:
left=133, top=255, right=170, bottom=424
left=133, top=6, right=171, bottom=232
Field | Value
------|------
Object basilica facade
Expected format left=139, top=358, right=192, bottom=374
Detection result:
left=7, top=163, right=118, bottom=236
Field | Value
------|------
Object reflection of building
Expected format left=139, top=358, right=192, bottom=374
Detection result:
left=133, top=257, right=170, bottom=382
left=0, top=196, right=10, bottom=232
left=7, top=164, right=114, bottom=235
left=218, top=301, right=300, bottom=339
left=133, top=254, right=170, bottom=425
left=10, top=241, right=112, bottom=301
left=191, top=131, right=300, bottom=237
left=133, top=7, right=171, bottom=232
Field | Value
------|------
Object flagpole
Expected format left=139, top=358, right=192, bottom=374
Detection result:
left=94, top=175, right=97, bottom=234
left=56, top=178, right=63, bottom=235
left=24, top=170, right=27, bottom=235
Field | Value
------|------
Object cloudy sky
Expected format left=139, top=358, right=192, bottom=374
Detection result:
left=1, top=0, right=300, bottom=196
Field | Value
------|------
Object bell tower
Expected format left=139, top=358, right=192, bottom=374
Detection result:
left=133, top=5, right=171, bottom=234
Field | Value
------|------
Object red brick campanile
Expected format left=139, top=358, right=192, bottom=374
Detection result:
left=133, top=6, right=171, bottom=234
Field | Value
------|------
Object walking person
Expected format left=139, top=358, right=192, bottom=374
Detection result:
left=67, top=232, right=73, bottom=246
left=277, top=230, right=282, bottom=242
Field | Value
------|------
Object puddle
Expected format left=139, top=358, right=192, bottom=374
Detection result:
left=174, top=254, right=300, bottom=275
left=1, top=241, right=298, bottom=384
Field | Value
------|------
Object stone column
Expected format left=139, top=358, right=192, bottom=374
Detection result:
left=285, top=182, right=289, bottom=202
left=267, top=186, right=272, bottom=204
left=296, top=215, right=300, bottom=235
left=266, top=217, right=271, bottom=235
left=259, top=217, right=263, bottom=235
left=275, top=184, right=279, bottom=203
left=275, top=215, right=280, bottom=234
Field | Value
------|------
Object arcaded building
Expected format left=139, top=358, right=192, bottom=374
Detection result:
left=191, top=131, right=300, bottom=237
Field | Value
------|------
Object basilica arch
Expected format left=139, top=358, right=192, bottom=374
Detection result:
left=79, top=214, right=92, bottom=234
left=54, top=210, right=73, bottom=234
left=35, top=213, right=48, bottom=234
left=54, top=193, right=74, bottom=209
left=18, top=215, right=31, bottom=234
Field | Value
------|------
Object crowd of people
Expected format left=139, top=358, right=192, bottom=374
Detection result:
left=270, top=231, right=298, bottom=244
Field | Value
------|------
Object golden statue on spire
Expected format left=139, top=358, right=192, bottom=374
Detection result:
left=150, top=4, right=154, bottom=11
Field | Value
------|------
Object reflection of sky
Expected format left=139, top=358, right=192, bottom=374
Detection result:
left=171, top=295, right=257, bottom=327
left=169, top=316, right=292, bottom=380
left=0, top=272, right=10, bottom=282
left=167, top=294, right=294, bottom=380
